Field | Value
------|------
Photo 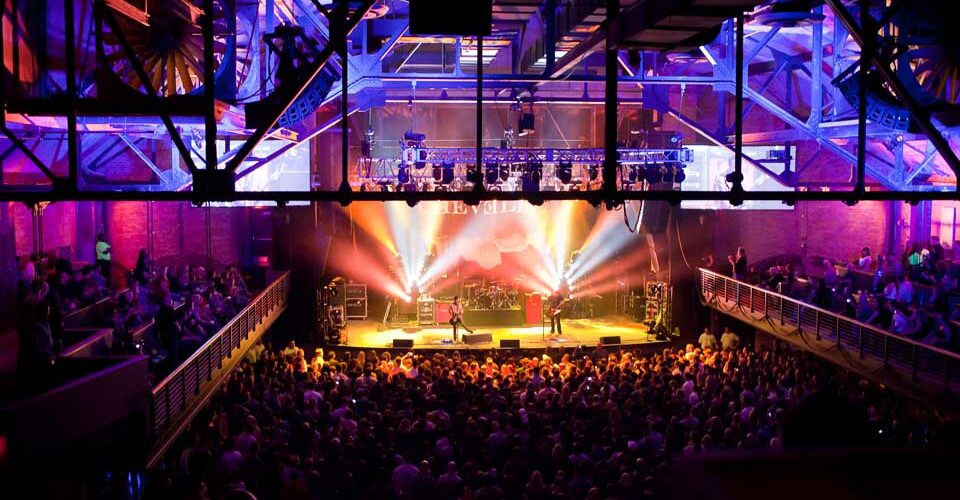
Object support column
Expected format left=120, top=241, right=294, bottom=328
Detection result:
left=30, top=202, right=46, bottom=264
left=75, top=201, right=97, bottom=263
left=888, top=201, right=903, bottom=256
left=602, top=0, right=619, bottom=201
left=909, top=201, right=933, bottom=247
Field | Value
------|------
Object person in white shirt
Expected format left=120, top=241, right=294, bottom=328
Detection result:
left=698, top=328, right=718, bottom=351
left=897, top=276, right=914, bottom=304
left=891, top=306, right=909, bottom=334
left=856, top=247, right=873, bottom=270
left=720, top=328, right=740, bottom=351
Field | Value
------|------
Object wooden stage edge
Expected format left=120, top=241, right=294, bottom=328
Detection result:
left=338, top=315, right=671, bottom=350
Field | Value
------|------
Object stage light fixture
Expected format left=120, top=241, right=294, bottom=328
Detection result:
left=662, top=166, right=675, bottom=183
left=521, top=161, right=542, bottom=193
left=500, top=164, right=511, bottom=182
left=556, top=160, right=573, bottom=184
left=674, top=167, right=686, bottom=183
left=398, top=165, right=411, bottom=184
left=406, top=198, right=418, bottom=208
left=588, top=164, right=599, bottom=181
left=627, top=166, right=639, bottom=183
left=646, top=165, right=663, bottom=184
left=485, top=162, right=500, bottom=185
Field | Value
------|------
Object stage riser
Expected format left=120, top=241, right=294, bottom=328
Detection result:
left=464, top=309, right=525, bottom=327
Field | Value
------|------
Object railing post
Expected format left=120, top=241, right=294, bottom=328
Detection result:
left=780, top=297, right=784, bottom=325
left=749, top=287, right=754, bottom=313
left=762, top=292, right=767, bottom=318
left=883, top=336, right=889, bottom=366
left=912, top=345, right=918, bottom=382
left=836, top=317, right=841, bottom=346
left=815, top=309, right=821, bottom=340
left=858, top=325, right=864, bottom=358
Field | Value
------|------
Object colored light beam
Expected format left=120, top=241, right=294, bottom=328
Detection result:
left=566, top=205, right=641, bottom=284
left=344, top=203, right=397, bottom=256
left=327, top=238, right=409, bottom=302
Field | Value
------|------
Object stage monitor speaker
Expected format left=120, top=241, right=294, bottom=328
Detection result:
left=601, top=336, right=622, bottom=346
left=463, top=332, right=493, bottom=344
left=392, top=339, right=414, bottom=348
left=410, top=0, right=492, bottom=36
left=500, top=339, right=520, bottom=349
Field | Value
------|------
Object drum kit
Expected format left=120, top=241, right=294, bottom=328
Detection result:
left=463, top=278, right=521, bottom=310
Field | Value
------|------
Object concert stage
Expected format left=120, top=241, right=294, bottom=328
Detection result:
left=339, top=315, right=669, bottom=350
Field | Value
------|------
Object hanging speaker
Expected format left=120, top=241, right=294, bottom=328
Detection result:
left=410, top=0, right=492, bottom=36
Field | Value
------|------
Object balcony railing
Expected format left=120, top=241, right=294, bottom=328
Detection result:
left=148, top=271, right=290, bottom=461
left=699, top=268, right=960, bottom=394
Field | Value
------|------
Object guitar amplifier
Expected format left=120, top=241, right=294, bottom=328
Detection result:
left=417, top=298, right=435, bottom=325
left=524, top=293, right=542, bottom=324
left=435, top=300, right=453, bottom=323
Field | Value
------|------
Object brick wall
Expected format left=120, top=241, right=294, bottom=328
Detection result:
left=106, top=201, right=149, bottom=270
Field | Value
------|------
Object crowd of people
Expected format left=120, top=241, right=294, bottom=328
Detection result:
left=15, top=239, right=253, bottom=390
left=148, top=335, right=949, bottom=500
left=737, top=238, right=960, bottom=352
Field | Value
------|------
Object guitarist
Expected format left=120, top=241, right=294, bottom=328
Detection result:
left=548, top=292, right=565, bottom=335
left=449, top=295, right=473, bottom=342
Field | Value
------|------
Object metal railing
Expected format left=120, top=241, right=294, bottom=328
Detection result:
left=150, top=272, right=290, bottom=437
left=699, top=268, right=960, bottom=394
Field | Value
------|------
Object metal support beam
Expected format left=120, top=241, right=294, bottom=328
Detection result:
left=65, top=0, right=78, bottom=191
left=118, top=135, right=169, bottom=186
left=744, top=26, right=779, bottom=65
left=854, top=0, right=868, bottom=194
left=732, top=14, right=744, bottom=197
left=742, top=87, right=897, bottom=189
left=603, top=0, right=619, bottom=200
left=0, top=126, right=57, bottom=181
left=203, top=0, right=217, bottom=171
left=807, top=7, right=824, bottom=127
left=544, top=0, right=557, bottom=76
left=338, top=1, right=351, bottom=196
left=667, top=109, right=792, bottom=187
left=826, top=0, right=960, bottom=186
left=474, top=34, right=484, bottom=194
left=226, top=0, right=375, bottom=173
left=1, top=188, right=957, bottom=204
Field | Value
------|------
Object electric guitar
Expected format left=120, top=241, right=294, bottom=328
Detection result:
left=548, top=296, right=569, bottom=317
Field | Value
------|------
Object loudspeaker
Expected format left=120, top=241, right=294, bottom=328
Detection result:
left=392, top=338, right=414, bottom=348
left=600, top=336, right=621, bottom=346
left=463, top=332, right=493, bottom=344
left=410, top=0, right=492, bottom=36
left=500, top=339, right=520, bottom=349
left=640, top=199, right=671, bottom=234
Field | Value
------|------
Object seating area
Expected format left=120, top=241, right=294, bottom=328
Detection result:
left=14, top=247, right=256, bottom=394
left=736, top=240, right=960, bottom=353
left=147, top=339, right=952, bottom=499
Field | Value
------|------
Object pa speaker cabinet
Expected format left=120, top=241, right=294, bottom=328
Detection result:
left=392, top=338, right=414, bottom=349
left=600, top=336, right=622, bottom=346
left=500, top=339, right=520, bottom=349
left=463, top=332, right=493, bottom=344
left=410, top=0, right=492, bottom=36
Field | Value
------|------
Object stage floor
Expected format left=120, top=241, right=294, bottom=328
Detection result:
left=340, top=315, right=667, bottom=350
